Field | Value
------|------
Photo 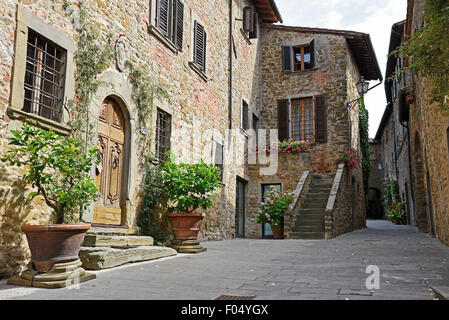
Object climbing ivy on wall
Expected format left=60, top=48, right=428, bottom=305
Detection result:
left=359, top=97, right=371, bottom=207
left=63, top=0, right=114, bottom=146
left=396, top=0, right=449, bottom=108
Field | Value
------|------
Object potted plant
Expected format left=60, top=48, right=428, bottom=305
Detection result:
left=1, top=123, right=99, bottom=273
left=385, top=202, right=407, bottom=225
left=335, top=151, right=358, bottom=169
left=161, top=158, right=222, bottom=241
left=257, top=187, right=295, bottom=239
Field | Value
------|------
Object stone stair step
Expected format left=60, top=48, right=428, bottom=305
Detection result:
left=292, top=226, right=325, bottom=233
left=83, top=235, right=154, bottom=248
left=295, top=219, right=324, bottom=227
left=79, top=246, right=177, bottom=270
left=289, top=232, right=325, bottom=240
left=297, top=214, right=325, bottom=220
left=310, top=180, right=334, bottom=186
left=298, top=207, right=326, bottom=214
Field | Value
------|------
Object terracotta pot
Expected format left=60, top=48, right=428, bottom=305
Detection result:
left=270, top=225, right=283, bottom=239
left=168, top=213, right=205, bottom=241
left=21, top=224, right=91, bottom=273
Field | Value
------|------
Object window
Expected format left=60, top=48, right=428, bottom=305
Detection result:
left=242, top=5, right=258, bottom=39
left=23, top=30, right=66, bottom=122
left=192, top=20, right=207, bottom=74
left=241, top=100, right=249, bottom=131
left=156, top=108, right=172, bottom=163
left=213, top=141, right=224, bottom=182
left=252, top=113, right=259, bottom=145
left=152, top=0, right=184, bottom=50
left=291, top=98, right=313, bottom=141
left=282, top=40, right=315, bottom=73
left=277, top=96, right=327, bottom=143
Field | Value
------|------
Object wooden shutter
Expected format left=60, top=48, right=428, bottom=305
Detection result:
left=172, top=0, right=184, bottom=50
left=315, top=95, right=327, bottom=143
left=310, top=39, right=316, bottom=69
left=281, top=45, right=292, bottom=72
left=242, top=101, right=249, bottom=130
left=194, top=21, right=206, bottom=72
left=277, top=99, right=289, bottom=141
left=156, top=0, right=170, bottom=37
left=214, top=141, right=224, bottom=181
left=249, top=12, right=258, bottom=39
left=243, top=6, right=254, bottom=33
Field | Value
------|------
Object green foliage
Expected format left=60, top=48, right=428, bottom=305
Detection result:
left=381, top=179, right=400, bottom=211
left=162, top=159, right=222, bottom=214
left=64, top=0, right=114, bottom=145
left=1, top=123, right=99, bottom=224
left=396, top=0, right=449, bottom=108
left=335, top=151, right=358, bottom=169
left=359, top=98, right=371, bottom=206
left=135, top=160, right=172, bottom=245
left=385, top=201, right=406, bottom=224
left=256, top=188, right=294, bottom=229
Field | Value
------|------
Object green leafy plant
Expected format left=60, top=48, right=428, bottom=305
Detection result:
left=256, top=188, right=294, bottom=230
left=395, top=0, right=449, bottom=108
left=359, top=97, right=371, bottom=205
left=1, top=123, right=99, bottom=224
left=385, top=202, right=406, bottom=224
left=161, top=158, right=222, bottom=214
left=381, top=179, right=400, bottom=211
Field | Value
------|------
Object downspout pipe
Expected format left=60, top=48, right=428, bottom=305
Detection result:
left=228, top=1, right=233, bottom=130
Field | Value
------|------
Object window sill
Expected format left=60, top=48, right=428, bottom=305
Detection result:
left=148, top=25, right=180, bottom=54
left=189, top=62, right=208, bottom=82
left=7, top=107, right=71, bottom=136
left=283, top=67, right=319, bottom=74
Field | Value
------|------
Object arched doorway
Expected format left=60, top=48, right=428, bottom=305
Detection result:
left=93, top=97, right=127, bottom=225
left=367, top=188, right=383, bottom=219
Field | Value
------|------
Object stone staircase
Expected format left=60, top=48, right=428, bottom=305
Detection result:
left=289, top=175, right=333, bottom=240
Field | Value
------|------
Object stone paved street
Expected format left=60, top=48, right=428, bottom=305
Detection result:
left=1, top=220, right=449, bottom=300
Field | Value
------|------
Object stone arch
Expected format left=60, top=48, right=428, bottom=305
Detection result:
left=84, top=69, right=139, bottom=229
left=412, top=132, right=427, bottom=232
left=367, top=187, right=383, bottom=220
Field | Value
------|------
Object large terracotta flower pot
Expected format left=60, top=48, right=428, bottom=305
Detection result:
left=21, top=224, right=91, bottom=273
left=270, top=225, right=283, bottom=239
left=167, top=213, right=205, bottom=241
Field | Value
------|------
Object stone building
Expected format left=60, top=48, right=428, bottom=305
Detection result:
left=375, top=20, right=416, bottom=225
left=376, top=0, right=449, bottom=247
left=367, top=139, right=384, bottom=219
left=404, top=0, right=449, bottom=244
left=0, top=0, right=381, bottom=278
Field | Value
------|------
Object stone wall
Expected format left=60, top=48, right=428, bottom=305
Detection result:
left=0, top=0, right=265, bottom=278
left=247, top=152, right=311, bottom=238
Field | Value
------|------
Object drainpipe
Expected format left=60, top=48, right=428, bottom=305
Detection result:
left=228, top=0, right=233, bottom=130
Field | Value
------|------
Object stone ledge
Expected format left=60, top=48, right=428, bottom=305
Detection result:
left=83, top=235, right=154, bottom=247
left=79, top=246, right=177, bottom=270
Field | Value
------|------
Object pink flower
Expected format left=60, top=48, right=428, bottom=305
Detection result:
left=275, top=193, right=279, bottom=199
left=271, top=200, right=274, bottom=205
left=266, top=197, right=270, bottom=202
left=275, top=223, right=278, bottom=226
left=260, top=202, right=265, bottom=206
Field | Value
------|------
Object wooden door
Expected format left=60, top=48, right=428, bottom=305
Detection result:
left=235, top=179, right=246, bottom=238
left=93, top=98, right=125, bottom=225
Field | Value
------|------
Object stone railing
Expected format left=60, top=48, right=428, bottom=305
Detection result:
left=324, top=164, right=351, bottom=239
left=283, top=170, right=311, bottom=239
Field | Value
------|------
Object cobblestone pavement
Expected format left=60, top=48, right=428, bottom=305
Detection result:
left=1, top=220, right=449, bottom=300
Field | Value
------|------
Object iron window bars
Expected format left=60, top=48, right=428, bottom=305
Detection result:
left=23, top=30, right=66, bottom=122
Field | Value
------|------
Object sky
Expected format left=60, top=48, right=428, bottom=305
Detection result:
left=274, top=0, right=408, bottom=138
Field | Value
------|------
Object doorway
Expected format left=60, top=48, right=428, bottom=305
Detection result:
left=235, top=178, right=247, bottom=238
left=93, top=97, right=126, bottom=225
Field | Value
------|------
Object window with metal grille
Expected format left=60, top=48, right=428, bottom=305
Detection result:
left=156, top=108, right=172, bottom=163
left=291, top=98, right=313, bottom=141
left=23, top=30, right=66, bottom=122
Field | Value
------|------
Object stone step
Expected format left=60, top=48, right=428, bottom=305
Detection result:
left=310, top=180, right=334, bottom=186
left=295, top=219, right=324, bottom=227
left=305, top=194, right=329, bottom=200
left=297, top=214, right=325, bottom=220
left=298, top=208, right=326, bottom=214
left=291, top=226, right=325, bottom=233
left=83, top=235, right=154, bottom=248
left=308, top=186, right=332, bottom=193
left=79, top=246, right=177, bottom=270
left=300, top=201, right=327, bottom=212
left=289, top=232, right=325, bottom=240
left=302, top=198, right=328, bottom=205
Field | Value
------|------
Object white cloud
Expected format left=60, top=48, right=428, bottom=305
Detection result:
left=274, top=0, right=408, bottom=137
